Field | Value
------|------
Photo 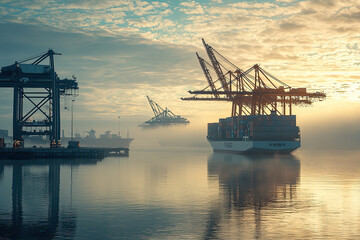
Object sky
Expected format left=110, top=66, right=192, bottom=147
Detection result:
left=0, top=0, right=359, bottom=149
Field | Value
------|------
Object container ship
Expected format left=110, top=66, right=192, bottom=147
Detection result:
left=207, top=111, right=300, bottom=154
left=182, top=39, right=325, bottom=154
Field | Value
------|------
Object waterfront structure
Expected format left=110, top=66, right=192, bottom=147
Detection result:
left=182, top=39, right=326, bottom=153
left=0, top=50, right=78, bottom=148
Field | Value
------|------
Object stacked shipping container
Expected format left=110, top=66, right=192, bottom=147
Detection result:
left=0, top=138, right=4, bottom=149
left=207, top=113, right=299, bottom=141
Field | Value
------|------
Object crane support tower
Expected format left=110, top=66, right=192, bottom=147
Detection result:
left=182, top=39, right=326, bottom=116
left=140, top=96, right=189, bottom=127
left=0, top=50, right=78, bottom=148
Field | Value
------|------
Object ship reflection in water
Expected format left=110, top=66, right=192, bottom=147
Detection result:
left=206, top=153, right=300, bottom=239
left=0, top=159, right=101, bottom=239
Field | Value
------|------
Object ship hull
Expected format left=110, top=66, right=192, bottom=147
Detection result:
left=25, top=137, right=134, bottom=148
left=62, top=138, right=134, bottom=148
left=208, top=140, right=300, bottom=154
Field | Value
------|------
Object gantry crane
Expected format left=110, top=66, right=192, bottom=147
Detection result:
left=140, top=96, right=189, bottom=127
left=0, top=50, right=78, bottom=148
left=182, top=39, right=326, bottom=116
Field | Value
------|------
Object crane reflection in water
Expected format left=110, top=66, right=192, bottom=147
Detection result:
left=0, top=158, right=101, bottom=239
left=205, top=153, right=300, bottom=239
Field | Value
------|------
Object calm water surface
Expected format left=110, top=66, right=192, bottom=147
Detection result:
left=0, top=148, right=359, bottom=239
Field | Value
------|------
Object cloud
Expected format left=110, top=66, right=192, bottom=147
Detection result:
left=276, top=0, right=297, bottom=2
left=310, top=0, right=337, bottom=8
left=180, top=1, right=205, bottom=15
left=279, top=21, right=306, bottom=31
left=230, top=2, right=276, bottom=9
left=300, top=8, right=317, bottom=15
left=346, top=43, right=359, bottom=50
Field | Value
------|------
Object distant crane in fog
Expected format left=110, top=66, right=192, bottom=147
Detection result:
left=140, top=96, right=189, bottom=127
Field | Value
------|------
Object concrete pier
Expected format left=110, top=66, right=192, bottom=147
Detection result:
left=0, top=147, right=129, bottom=160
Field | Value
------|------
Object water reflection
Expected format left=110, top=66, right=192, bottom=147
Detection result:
left=0, top=159, right=101, bottom=239
left=0, top=163, right=4, bottom=179
left=0, top=150, right=359, bottom=239
left=206, top=153, right=300, bottom=239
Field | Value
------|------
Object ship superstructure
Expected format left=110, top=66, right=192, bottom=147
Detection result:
left=182, top=39, right=326, bottom=154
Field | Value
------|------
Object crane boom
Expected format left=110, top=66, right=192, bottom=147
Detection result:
left=196, top=52, right=219, bottom=98
left=147, top=95, right=164, bottom=117
left=202, top=38, right=230, bottom=92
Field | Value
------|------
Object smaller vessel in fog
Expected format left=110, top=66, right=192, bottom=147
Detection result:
left=26, top=129, right=133, bottom=148
left=65, top=130, right=133, bottom=148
